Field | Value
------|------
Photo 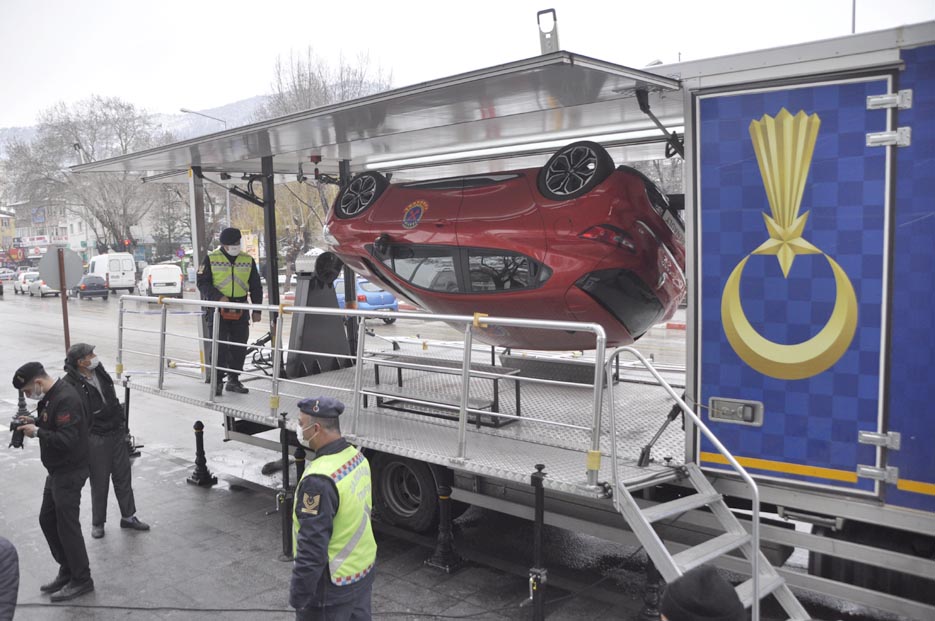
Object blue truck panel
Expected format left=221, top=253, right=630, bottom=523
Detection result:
left=886, top=44, right=935, bottom=512
left=698, top=77, right=891, bottom=493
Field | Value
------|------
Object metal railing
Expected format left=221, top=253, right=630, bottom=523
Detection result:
left=605, top=346, right=762, bottom=621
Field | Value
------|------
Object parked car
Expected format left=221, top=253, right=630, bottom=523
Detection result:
left=88, top=252, right=136, bottom=293
left=28, top=277, right=60, bottom=298
left=322, top=140, right=686, bottom=350
left=335, top=277, right=399, bottom=323
left=13, top=272, right=38, bottom=295
left=68, top=274, right=109, bottom=300
left=0, top=268, right=16, bottom=281
left=138, top=264, right=183, bottom=298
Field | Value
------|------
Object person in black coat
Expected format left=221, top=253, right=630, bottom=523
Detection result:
left=13, top=362, right=93, bottom=602
left=63, top=343, right=149, bottom=539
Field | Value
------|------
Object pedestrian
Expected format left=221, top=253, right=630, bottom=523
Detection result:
left=0, top=536, right=18, bottom=621
left=63, top=343, right=150, bottom=539
left=196, top=227, right=263, bottom=396
left=659, top=565, right=745, bottom=621
left=12, top=362, right=94, bottom=602
left=290, top=396, right=376, bottom=621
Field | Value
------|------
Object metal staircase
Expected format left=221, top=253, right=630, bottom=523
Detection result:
left=605, top=347, right=810, bottom=621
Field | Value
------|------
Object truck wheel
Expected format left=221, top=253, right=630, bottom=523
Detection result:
left=372, top=453, right=438, bottom=533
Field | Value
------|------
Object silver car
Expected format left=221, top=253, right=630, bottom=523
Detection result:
left=27, top=276, right=60, bottom=298
left=13, top=272, right=38, bottom=295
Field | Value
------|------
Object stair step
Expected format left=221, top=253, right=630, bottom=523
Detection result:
left=672, top=532, right=751, bottom=573
left=641, top=492, right=721, bottom=523
left=735, top=574, right=784, bottom=607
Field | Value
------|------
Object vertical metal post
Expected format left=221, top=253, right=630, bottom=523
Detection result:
left=529, top=464, right=548, bottom=621
left=337, top=159, right=358, bottom=355
left=57, top=247, right=71, bottom=352
left=270, top=311, right=285, bottom=419
left=425, top=467, right=462, bottom=573
left=456, top=324, right=474, bottom=460
left=260, top=155, right=280, bottom=339
left=116, top=297, right=125, bottom=378
left=350, top=317, right=368, bottom=436
left=587, top=334, right=607, bottom=487
left=636, top=560, right=663, bottom=621
left=294, top=446, right=307, bottom=483
left=209, top=308, right=221, bottom=402
left=278, top=413, right=293, bottom=561
left=189, top=167, right=208, bottom=382
left=187, top=420, right=217, bottom=486
left=157, top=303, right=168, bottom=389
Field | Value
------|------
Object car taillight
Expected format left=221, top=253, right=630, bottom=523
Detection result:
left=81, top=284, right=86, bottom=290
left=105, top=275, right=109, bottom=288
left=357, top=294, right=367, bottom=302
left=579, top=225, right=637, bottom=252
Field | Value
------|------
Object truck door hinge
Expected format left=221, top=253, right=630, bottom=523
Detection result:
left=858, top=430, right=901, bottom=450
left=866, top=127, right=911, bottom=148
left=866, top=89, right=913, bottom=110
left=857, top=465, right=899, bottom=484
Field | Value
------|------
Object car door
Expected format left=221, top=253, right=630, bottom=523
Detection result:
left=366, top=179, right=462, bottom=245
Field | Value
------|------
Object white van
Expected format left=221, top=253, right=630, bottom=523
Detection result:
left=139, top=264, right=183, bottom=298
left=88, top=253, right=137, bottom=293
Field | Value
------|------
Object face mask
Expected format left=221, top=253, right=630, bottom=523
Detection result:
left=293, top=419, right=318, bottom=449
left=225, top=245, right=242, bottom=257
left=25, top=386, right=45, bottom=401
left=86, top=357, right=100, bottom=370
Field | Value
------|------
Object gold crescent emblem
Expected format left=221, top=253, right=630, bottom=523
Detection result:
left=720, top=109, right=858, bottom=380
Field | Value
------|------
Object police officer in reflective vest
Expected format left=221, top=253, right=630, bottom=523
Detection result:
left=291, top=396, right=376, bottom=621
left=197, top=227, right=263, bottom=396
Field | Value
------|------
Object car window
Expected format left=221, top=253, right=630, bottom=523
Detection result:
left=122, top=259, right=135, bottom=271
left=379, top=246, right=459, bottom=292
left=359, top=281, right=383, bottom=292
left=25, top=274, right=39, bottom=282
left=466, top=250, right=548, bottom=292
left=83, top=275, right=104, bottom=284
left=109, top=259, right=120, bottom=272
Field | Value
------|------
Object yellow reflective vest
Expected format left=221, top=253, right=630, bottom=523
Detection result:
left=208, top=250, right=254, bottom=299
left=293, top=445, right=377, bottom=585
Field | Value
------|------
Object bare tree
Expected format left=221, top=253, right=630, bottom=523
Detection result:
left=1, top=95, right=171, bottom=248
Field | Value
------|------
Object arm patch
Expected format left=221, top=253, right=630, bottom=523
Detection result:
left=55, top=412, right=72, bottom=425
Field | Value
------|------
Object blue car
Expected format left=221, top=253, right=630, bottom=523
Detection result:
left=335, top=277, right=398, bottom=323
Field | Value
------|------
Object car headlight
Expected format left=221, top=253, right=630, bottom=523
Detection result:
left=321, top=224, right=338, bottom=248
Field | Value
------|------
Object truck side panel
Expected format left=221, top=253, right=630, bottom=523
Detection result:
left=697, top=77, right=891, bottom=493
left=886, top=44, right=935, bottom=512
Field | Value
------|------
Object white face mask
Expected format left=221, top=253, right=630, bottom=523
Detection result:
left=293, top=419, right=318, bottom=449
left=25, top=385, right=45, bottom=401
left=86, top=357, right=100, bottom=370
left=224, top=245, right=242, bottom=257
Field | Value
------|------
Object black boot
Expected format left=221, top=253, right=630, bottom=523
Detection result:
left=50, top=579, right=94, bottom=602
left=225, top=378, right=249, bottom=394
left=40, top=571, right=70, bottom=594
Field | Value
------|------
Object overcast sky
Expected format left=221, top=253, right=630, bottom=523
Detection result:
left=1, top=0, right=932, bottom=128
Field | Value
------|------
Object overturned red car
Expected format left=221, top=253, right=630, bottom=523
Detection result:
left=322, top=141, right=685, bottom=350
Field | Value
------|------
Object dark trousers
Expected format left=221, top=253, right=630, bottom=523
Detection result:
left=212, top=314, right=249, bottom=383
left=0, top=536, right=18, bottom=621
left=39, top=469, right=91, bottom=584
left=89, top=432, right=136, bottom=526
left=295, top=582, right=372, bottom=621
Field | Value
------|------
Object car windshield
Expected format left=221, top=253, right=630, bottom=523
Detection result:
left=25, top=274, right=39, bottom=281
left=359, top=281, right=383, bottom=292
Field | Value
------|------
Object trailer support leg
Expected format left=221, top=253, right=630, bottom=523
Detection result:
left=635, top=559, right=663, bottom=621
left=528, top=464, right=548, bottom=621
left=277, top=413, right=294, bottom=562
left=425, top=468, right=462, bottom=573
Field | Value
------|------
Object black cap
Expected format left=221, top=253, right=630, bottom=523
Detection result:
left=219, top=227, right=242, bottom=245
left=12, top=362, right=45, bottom=390
left=660, top=566, right=744, bottom=621
left=297, top=396, right=345, bottom=418
left=66, top=343, right=95, bottom=366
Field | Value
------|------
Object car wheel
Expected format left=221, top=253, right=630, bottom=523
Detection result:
left=537, top=140, right=615, bottom=201
left=334, top=171, right=388, bottom=218
left=103, top=296, right=109, bottom=301
left=29, top=291, right=34, bottom=297
left=382, top=317, right=397, bottom=324
left=371, top=453, right=438, bottom=533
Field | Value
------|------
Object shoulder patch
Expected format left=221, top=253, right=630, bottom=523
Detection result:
left=55, top=412, right=72, bottom=425
left=301, top=493, right=320, bottom=515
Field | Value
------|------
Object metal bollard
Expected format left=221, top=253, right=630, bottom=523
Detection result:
left=186, top=421, right=217, bottom=487
left=425, top=468, right=462, bottom=573
left=294, top=446, right=307, bottom=483
left=528, top=464, right=548, bottom=621
left=635, top=560, right=663, bottom=621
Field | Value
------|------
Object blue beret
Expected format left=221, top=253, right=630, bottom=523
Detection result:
left=297, top=396, right=345, bottom=418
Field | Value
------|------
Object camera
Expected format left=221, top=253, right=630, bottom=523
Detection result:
left=9, top=416, right=33, bottom=449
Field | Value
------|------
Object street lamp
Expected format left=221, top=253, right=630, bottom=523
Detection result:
left=180, top=108, right=231, bottom=227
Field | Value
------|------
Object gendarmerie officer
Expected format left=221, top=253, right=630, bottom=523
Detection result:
left=63, top=343, right=149, bottom=539
left=290, top=397, right=376, bottom=621
left=196, top=227, right=263, bottom=396
left=13, top=362, right=94, bottom=602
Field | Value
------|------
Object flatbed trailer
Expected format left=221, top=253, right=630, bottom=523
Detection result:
left=76, top=20, right=935, bottom=620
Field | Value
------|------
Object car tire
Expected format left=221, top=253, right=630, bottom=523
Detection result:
left=382, top=317, right=397, bottom=324
left=371, top=453, right=438, bottom=533
left=103, top=296, right=109, bottom=301
left=334, top=171, right=388, bottom=219
left=537, top=140, right=615, bottom=201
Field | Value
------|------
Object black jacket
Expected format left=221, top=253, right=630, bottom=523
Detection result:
left=63, top=362, right=124, bottom=435
left=35, top=379, right=89, bottom=474
left=196, top=248, right=263, bottom=304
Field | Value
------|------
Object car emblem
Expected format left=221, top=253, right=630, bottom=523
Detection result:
left=402, top=200, right=429, bottom=229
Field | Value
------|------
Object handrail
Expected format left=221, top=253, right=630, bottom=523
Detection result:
left=604, top=346, right=761, bottom=621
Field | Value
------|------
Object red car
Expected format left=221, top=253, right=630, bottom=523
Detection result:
left=322, top=141, right=685, bottom=350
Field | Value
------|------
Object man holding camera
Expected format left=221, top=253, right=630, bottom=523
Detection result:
left=12, top=362, right=94, bottom=602
left=64, top=343, right=149, bottom=539
left=197, top=227, right=263, bottom=396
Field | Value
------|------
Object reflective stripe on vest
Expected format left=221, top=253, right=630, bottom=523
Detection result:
left=293, top=445, right=377, bottom=586
left=208, top=250, right=253, bottom=298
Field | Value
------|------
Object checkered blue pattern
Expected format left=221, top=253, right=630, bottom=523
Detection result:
left=330, top=451, right=365, bottom=483
left=699, top=80, right=890, bottom=491
left=885, top=45, right=935, bottom=512
left=332, top=562, right=374, bottom=586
